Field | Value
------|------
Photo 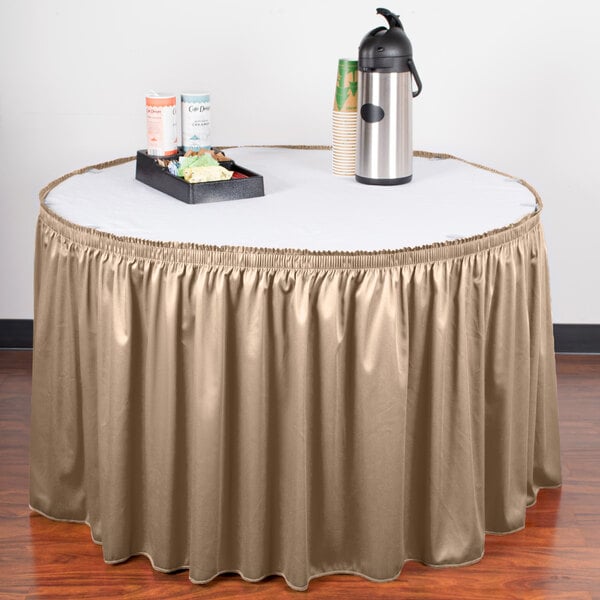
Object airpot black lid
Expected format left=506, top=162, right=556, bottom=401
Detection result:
left=359, top=8, right=413, bottom=72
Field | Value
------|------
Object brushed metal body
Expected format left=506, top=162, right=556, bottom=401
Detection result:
left=356, top=71, right=413, bottom=181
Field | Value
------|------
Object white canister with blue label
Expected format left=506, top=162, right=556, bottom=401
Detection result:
left=181, top=92, right=211, bottom=151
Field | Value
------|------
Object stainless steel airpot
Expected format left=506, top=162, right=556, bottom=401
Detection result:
left=356, top=8, right=422, bottom=185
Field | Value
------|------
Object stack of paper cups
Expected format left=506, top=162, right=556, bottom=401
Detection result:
left=332, top=59, right=358, bottom=176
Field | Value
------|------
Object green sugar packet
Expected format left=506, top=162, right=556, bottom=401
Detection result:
left=177, top=153, right=219, bottom=176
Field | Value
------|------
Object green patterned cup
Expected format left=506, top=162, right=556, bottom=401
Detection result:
left=334, top=59, right=358, bottom=112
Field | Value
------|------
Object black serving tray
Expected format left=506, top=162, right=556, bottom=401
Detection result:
left=135, top=149, right=265, bottom=204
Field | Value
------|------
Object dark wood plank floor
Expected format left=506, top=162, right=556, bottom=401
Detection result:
left=1, top=351, right=598, bottom=599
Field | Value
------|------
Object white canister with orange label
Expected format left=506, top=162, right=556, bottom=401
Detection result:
left=145, top=93, right=178, bottom=157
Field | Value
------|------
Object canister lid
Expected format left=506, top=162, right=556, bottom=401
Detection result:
left=358, top=8, right=413, bottom=72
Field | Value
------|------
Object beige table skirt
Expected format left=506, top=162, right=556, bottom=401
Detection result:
left=30, top=154, right=561, bottom=591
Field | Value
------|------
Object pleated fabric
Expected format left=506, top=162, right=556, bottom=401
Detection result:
left=30, top=158, right=561, bottom=591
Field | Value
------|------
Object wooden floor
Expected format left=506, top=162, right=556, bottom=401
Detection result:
left=1, top=351, right=598, bottom=600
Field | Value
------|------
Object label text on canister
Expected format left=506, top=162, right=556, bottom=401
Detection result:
left=146, top=94, right=178, bottom=157
left=181, top=93, right=211, bottom=151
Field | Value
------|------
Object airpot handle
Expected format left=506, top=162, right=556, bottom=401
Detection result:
left=376, top=7, right=404, bottom=30
left=408, top=58, right=423, bottom=97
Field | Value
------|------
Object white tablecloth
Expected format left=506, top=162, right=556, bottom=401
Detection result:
left=45, top=148, right=537, bottom=251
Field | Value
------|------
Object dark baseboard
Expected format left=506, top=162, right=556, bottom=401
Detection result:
left=553, top=324, right=600, bottom=354
left=0, top=320, right=34, bottom=349
left=1, top=319, right=599, bottom=353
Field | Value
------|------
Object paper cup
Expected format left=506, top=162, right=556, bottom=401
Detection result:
left=334, top=59, right=359, bottom=112
left=332, top=58, right=358, bottom=176
left=332, top=104, right=357, bottom=175
left=332, top=115, right=358, bottom=123
left=332, top=129, right=357, bottom=136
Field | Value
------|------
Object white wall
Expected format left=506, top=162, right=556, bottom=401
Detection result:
left=0, top=0, right=597, bottom=322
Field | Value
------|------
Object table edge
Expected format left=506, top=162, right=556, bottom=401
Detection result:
left=37, top=148, right=543, bottom=271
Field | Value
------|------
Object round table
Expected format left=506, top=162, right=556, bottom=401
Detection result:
left=30, top=147, right=561, bottom=591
